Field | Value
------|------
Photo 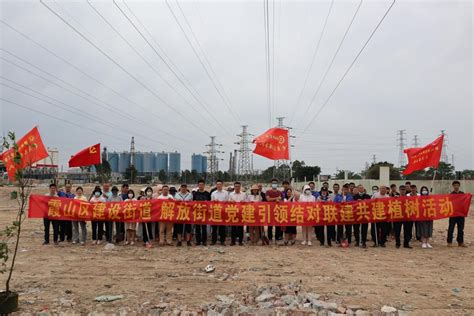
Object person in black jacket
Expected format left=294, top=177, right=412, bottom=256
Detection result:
left=393, top=185, right=413, bottom=248
left=447, top=180, right=467, bottom=247
left=193, top=179, right=211, bottom=246
left=352, top=184, right=371, bottom=248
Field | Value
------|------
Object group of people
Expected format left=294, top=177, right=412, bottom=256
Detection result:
left=42, top=179, right=467, bottom=250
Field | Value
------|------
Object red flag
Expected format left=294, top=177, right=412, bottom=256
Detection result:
left=253, top=128, right=289, bottom=160
left=69, top=143, right=101, bottom=168
left=403, top=135, right=444, bottom=175
left=0, top=126, right=49, bottom=180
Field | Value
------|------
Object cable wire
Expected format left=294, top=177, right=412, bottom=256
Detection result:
left=300, top=0, right=396, bottom=132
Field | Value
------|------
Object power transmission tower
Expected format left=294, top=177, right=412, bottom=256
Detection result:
left=396, top=130, right=407, bottom=167
left=274, top=117, right=292, bottom=180
left=235, top=125, right=253, bottom=180
left=412, top=135, right=419, bottom=148
left=440, top=130, right=449, bottom=163
left=372, top=154, right=377, bottom=165
left=205, top=136, right=223, bottom=183
left=130, top=136, right=136, bottom=167
left=451, top=154, right=455, bottom=169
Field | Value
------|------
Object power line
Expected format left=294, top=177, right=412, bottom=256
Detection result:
left=300, top=0, right=397, bottom=132
left=39, top=0, right=209, bottom=137
left=298, top=0, right=363, bottom=122
left=288, top=0, right=334, bottom=125
left=0, top=19, right=174, bottom=132
left=120, top=0, right=233, bottom=137
left=86, top=1, right=229, bottom=135
left=264, top=0, right=272, bottom=127
left=173, top=0, right=241, bottom=125
left=0, top=79, right=194, bottom=148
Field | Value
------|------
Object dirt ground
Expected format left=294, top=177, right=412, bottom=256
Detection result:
left=0, top=186, right=473, bottom=315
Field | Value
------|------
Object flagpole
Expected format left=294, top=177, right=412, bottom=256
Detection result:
left=430, top=169, right=437, bottom=193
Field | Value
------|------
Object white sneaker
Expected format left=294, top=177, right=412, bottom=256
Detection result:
left=427, top=243, right=433, bottom=249
left=301, top=241, right=307, bottom=245
left=422, top=243, right=427, bottom=249
left=307, top=241, right=312, bottom=246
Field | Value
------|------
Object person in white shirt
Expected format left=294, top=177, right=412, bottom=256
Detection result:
left=158, top=185, right=174, bottom=246
left=247, top=184, right=263, bottom=245
left=124, top=189, right=137, bottom=246
left=210, top=180, right=229, bottom=245
left=72, top=186, right=88, bottom=245
left=371, top=185, right=390, bottom=247
left=90, top=187, right=107, bottom=245
left=299, top=185, right=316, bottom=246
left=174, top=184, right=193, bottom=247
left=229, top=181, right=247, bottom=246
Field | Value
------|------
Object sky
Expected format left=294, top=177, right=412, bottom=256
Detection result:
left=0, top=0, right=472, bottom=175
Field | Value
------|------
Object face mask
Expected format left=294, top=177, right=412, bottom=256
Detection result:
left=304, top=190, right=311, bottom=195
left=94, top=192, right=101, bottom=197
left=421, top=190, right=429, bottom=195
left=146, top=191, right=153, bottom=197
left=128, top=194, right=134, bottom=199
left=271, top=184, right=278, bottom=189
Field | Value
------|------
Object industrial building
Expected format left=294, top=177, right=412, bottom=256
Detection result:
left=191, top=154, right=208, bottom=174
left=105, top=150, right=179, bottom=174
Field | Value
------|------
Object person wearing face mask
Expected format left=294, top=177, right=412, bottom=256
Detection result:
left=106, top=186, right=123, bottom=244
left=352, top=185, right=371, bottom=248
left=141, top=186, right=155, bottom=248
left=72, top=186, right=87, bottom=245
left=124, top=189, right=137, bottom=245
left=247, top=184, right=263, bottom=245
left=90, top=187, right=106, bottom=244
left=316, top=188, right=333, bottom=247
left=174, top=184, right=193, bottom=247
left=371, top=185, right=379, bottom=198
left=417, top=186, right=434, bottom=249
left=266, top=178, right=283, bottom=243
left=283, top=188, right=297, bottom=245
left=393, top=185, right=413, bottom=248
left=299, top=185, right=315, bottom=246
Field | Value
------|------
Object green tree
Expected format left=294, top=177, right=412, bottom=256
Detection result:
left=94, top=160, right=111, bottom=182
left=334, top=169, right=362, bottom=180
left=124, top=165, right=138, bottom=183
left=461, top=169, right=474, bottom=180
left=158, top=169, right=167, bottom=182
left=425, top=162, right=455, bottom=180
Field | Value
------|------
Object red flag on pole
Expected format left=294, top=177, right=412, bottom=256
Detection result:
left=68, top=143, right=101, bottom=168
left=0, top=126, right=49, bottom=180
left=253, top=128, right=289, bottom=160
left=403, top=135, right=444, bottom=175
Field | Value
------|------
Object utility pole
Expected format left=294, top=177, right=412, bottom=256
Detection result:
left=129, top=136, right=136, bottom=183
left=274, top=117, right=292, bottom=180
left=412, top=135, right=419, bottom=148
left=397, top=130, right=407, bottom=167
left=205, top=136, right=223, bottom=183
left=235, top=125, right=253, bottom=181
left=440, top=130, right=449, bottom=163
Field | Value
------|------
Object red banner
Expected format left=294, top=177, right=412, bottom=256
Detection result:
left=403, top=135, right=443, bottom=175
left=0, top=127, right=49, bottom=180
left=69, top=143, right=101, bottom=168
left=253, top=128, right=289, bottom=160
left=28, top=194, right=471, bottom=226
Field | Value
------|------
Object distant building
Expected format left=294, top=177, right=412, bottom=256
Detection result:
left=156, top=152, right=168, bottom=173
left=118, top=152, right=131, bottom=173
left=143, top=152, right=155, bottom=173
left=191, top=154, right=207, bottom=174
left=108, top=152, right=119, bottom=173
left=169, top=151, right=181, bottom=174
left=34, top=147, right=59, bottom=169
left=135, top=152, right=144, bottom=173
